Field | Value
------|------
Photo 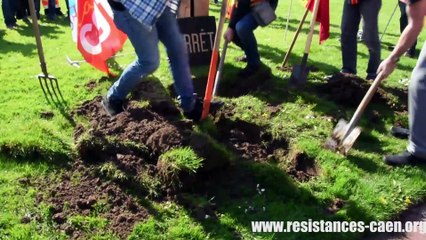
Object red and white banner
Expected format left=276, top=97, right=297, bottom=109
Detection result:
left=77, top=0, right=127, bottom=74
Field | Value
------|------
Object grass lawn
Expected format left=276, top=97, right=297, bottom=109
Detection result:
left=1, top=0, right=426, bottom=239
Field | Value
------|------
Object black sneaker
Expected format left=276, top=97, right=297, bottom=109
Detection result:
left=391, top=126, right=409, bottom=139
left=384, top=151, right=426, bottom=166
left=183, top=98, right=224, bottom=122
left=237, top=64, right=261, bottom=78
left=405, top=50, right=416, bottom=58
left=235, top=55, right=248, bottom=62
left=101, top=96, right=124, bottom=116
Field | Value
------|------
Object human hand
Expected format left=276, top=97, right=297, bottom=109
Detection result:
left=224, top=28, right=234, bottom=42
left=377, top=56, right=398, bottom=79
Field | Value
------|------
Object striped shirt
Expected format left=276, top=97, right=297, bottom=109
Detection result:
left=117, top=0, right=181, bottom=30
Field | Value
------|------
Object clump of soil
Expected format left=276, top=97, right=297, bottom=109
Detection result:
left=326, top=198, right=346, bottom=214
left=286, top=151, right=319, bottom=182
left=319, top=74, right=408, bottom=111
left=36, top=160, right=148, bottom=239
left=85, top=80, right=97, bottom=91
left=40, top=111, right=54, bottom=119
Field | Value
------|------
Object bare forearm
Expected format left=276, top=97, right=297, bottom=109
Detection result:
left=389, top=1, right=425, bottom=60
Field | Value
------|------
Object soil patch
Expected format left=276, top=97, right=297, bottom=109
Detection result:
left=286, top=151, right=319, bottom=182
left=326, top=198, right=346, bottom=215
left=213, top=107, right=287, bottom=162
left=36, top=160, right=148, bottom=239
left=318, top=74, right=408, bottom=111
left=85, top=80, right=97, bottom=91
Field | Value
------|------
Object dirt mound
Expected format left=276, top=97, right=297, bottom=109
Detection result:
left=319, top=74, right=407, bottom=111
left=36, top=160, right=148, bottom=239
left=286, top=151, right=319, bottom=182
left=213, top=107, right=287, bottom=162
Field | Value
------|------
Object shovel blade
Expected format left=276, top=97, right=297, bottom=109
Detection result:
left=332, top=119, right=349, bottom=141
left=331, top=118, right=362, bottom=154
left=340, top=127, right=361, bottom=154
left=289, top=64, right=309, bottom=87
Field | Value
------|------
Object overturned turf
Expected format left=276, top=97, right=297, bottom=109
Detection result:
left=34, top=79, right=313, bottom=238
left=318, top=73, right=408, bottom=111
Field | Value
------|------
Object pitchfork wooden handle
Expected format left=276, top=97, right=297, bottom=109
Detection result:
left=28, top=0, right=48, bottom=76
left=343, top=72, right=385, bottom=140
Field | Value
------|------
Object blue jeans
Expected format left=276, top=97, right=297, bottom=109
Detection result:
left=341, top=0, right=381, bottom=79
left=107, top=8, right=195, bottom=112
left=2, top=0, right=16, bottom=26
left=232, top=13, right=260, bottom=68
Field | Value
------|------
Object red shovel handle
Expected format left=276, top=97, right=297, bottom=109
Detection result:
left=201, top=0, right=229, bottom=120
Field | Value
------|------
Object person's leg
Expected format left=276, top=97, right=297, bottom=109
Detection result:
left=34, top=0, right=41, bottom=19
left=107, top=9, right=160, bottom=102
left=234, top=13, right=260, bottom=68
left=407, top=42, right=426, bottom=158
left=341, top=1, right=360, bottom=75
left=360, top=0, right=381, bottom=80
left=399, top=1, right=417, bottom=56
left=2, top=0, right=17, bottom=28
left=156, top=8, right=195, bottom=112
left=385, top=42, right=426, bottom=165
left=47, top=0, right=56, bottom=19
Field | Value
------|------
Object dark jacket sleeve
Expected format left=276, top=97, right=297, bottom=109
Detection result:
left=228, top=0, right=279, bottom=30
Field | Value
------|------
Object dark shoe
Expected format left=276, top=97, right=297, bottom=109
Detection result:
left=324, top=71, right=355, bottom=81
left=237, top=65, right=261, bottom=78
left=391, top=126, right=409, bottom=139
left=183, top=98, right=224, bottom=122
left=102, top=96, right=124, bottom=116
left=384, top=151, right=426, bottom=166
left=6, top=23, right=18, bottom=30
left=235, top=55, right=248, bottom=62
left=405, top=50, right=416, bottom=58
left=366, top=74, right=376, bottom=81
left=55, top=8, right=65, bottom=16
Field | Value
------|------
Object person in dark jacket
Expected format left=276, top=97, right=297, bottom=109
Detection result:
left=224, top=0, right=278, bottom=78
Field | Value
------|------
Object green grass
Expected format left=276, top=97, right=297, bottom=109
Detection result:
left=1, top=0, right=426, bottom=239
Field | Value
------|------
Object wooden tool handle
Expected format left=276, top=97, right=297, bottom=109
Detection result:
left=213, top=40, right=229, bottom=97
left=281, top=8, right=309, bottom=67
left=343, top=72, right=385, bottom=140
left=28, top=0, right=48, bottom=76
left=303, top=0, right=320, bottom=54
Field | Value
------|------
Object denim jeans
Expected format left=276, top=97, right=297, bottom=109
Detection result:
left=2, top=0, right=16, bottom=26
left=408, top=41, right=426, bottom=158
left=232, top=13, right=260, bottom=68
left=341, top=0, right=381, bottom=79
left=107, top=8, right=195, bottom=112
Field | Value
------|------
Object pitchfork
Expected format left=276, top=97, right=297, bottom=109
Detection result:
left=28, top=0, right=64, bottom=104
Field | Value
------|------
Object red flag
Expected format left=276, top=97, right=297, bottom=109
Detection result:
left=306, top=0, right=329, bottom=44
left=77, top=0, right=127, bottom=74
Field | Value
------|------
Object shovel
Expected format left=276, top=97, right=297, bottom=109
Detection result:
left=329, top=72, right=385, bottom=154
left=279, top=8, right=309, bottom=69
left=28, top=0, right=63, bottom=104
left=289, top=0, right=320, bottom=87
left=213, top=40, right=229, bottom=96
left=202, top=0, right=228, bottom=120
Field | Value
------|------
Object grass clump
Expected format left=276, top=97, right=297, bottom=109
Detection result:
left=157, top=147, right=203, bottom=183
